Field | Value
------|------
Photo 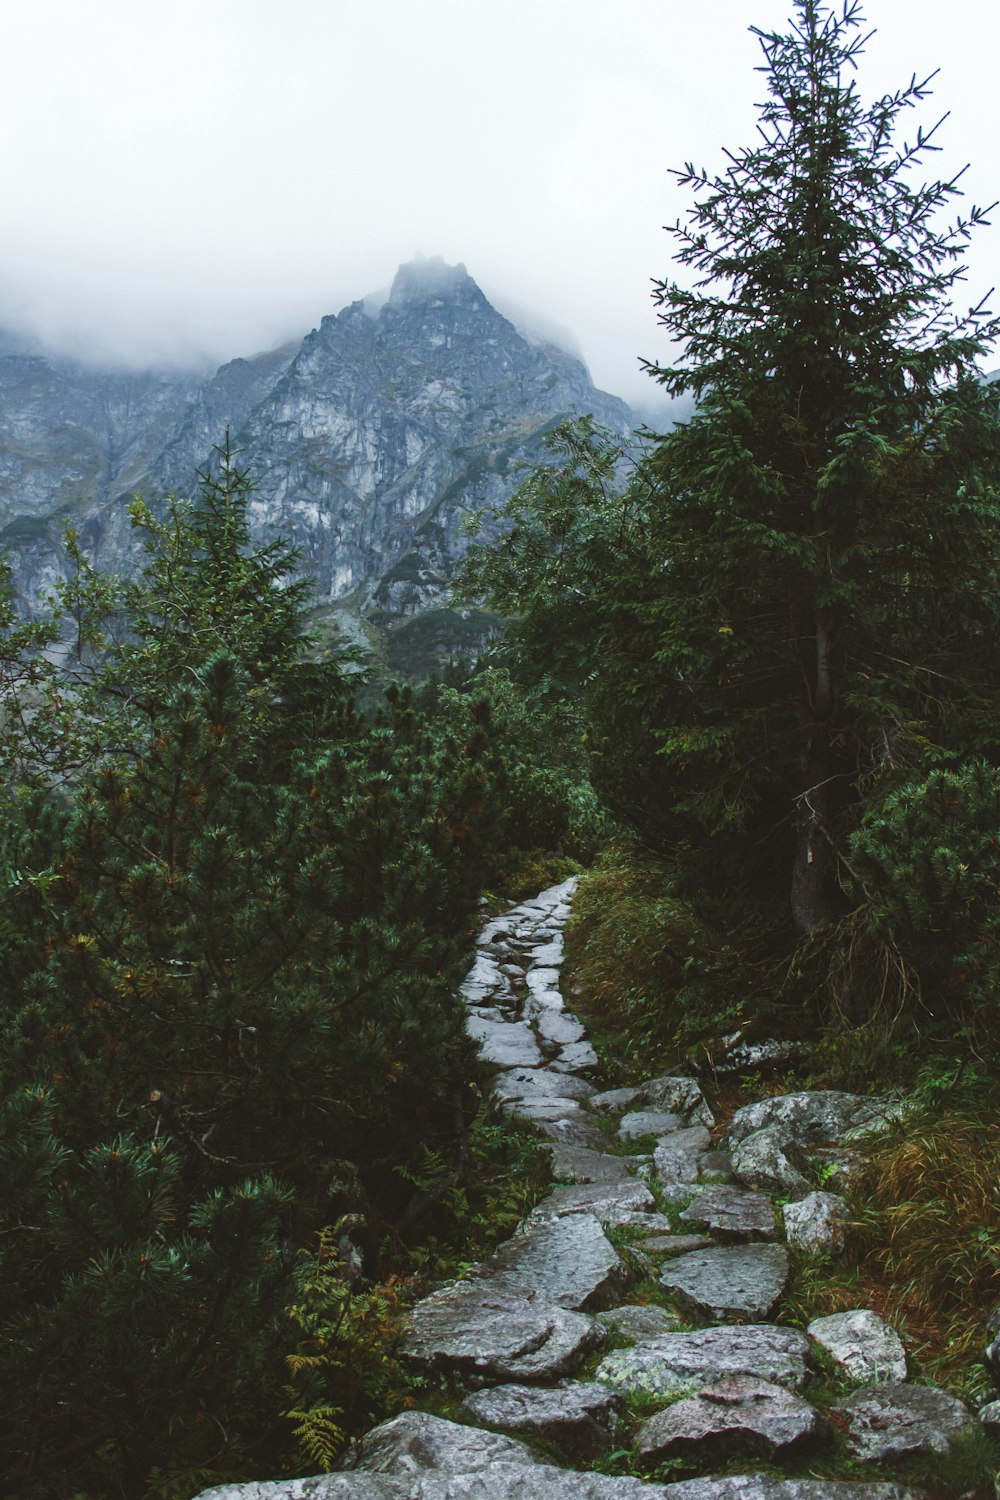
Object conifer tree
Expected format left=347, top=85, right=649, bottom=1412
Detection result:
left=467, top=0, right=1000, bottom=943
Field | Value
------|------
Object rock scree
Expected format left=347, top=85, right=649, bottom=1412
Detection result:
left=191, top=877, right=982, bottom=1500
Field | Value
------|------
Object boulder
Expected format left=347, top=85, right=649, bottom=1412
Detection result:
left=549, top=1040, right=600, bottom=1073
left=462, top=1379, right=623, bottom=1459
left=807, top=1310, right=907, bottom=1383
left=659, top=1244, right=789, bottom=1322
left=401, top=1282, right=605, bottom=1384
left=533, top=1114, right=609, bottom=1150
left=633, top=1375, right=829, bottom=1463
left=782, top=1192, right=847, bottom=1255
left=830, top=1382, right=975, bottom=1462
left=534, top=1009, right=588, bottom=1047
left=728, top=1092, right=900, bottom=1149
left=729, top=1126, right=812, bottom=1199
left=472, top=1211, right=629, bottom=1312
left=679, top=1184, right=778, bottom=1242
left=596, top=1324, right=812, bottom=1397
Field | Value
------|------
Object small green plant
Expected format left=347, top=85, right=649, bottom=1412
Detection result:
left=283, top=1227, right=409, bottom=1471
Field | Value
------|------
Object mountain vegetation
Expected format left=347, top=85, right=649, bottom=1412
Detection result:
left=2, top=1, right=1000, bottom=1495
left=463, top=0, right=1000, bottom=1073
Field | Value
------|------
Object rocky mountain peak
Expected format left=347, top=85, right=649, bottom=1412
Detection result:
left=0, top=260, right=633, bottom=675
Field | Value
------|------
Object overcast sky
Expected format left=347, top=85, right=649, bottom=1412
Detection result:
left=1, top=0, right=997, bottom=409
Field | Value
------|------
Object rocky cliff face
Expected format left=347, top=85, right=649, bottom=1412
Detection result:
left=0, top=258, right=631, bottom=667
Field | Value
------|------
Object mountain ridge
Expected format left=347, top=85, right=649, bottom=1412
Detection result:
left=0, top=257, right=632, bottom=668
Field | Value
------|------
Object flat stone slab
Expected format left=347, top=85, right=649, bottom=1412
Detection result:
left=783, top=1191, right=847, bottom=1254
left=529, top=1180, right=656, bottom=1227
left=502, top=1097, right=596, bottom=1125
left=659, top=1242, right=791, bottom=1326
left=534, top=1009, right=587, bottom=1047
left=472, top=1211, right=629, bottom=1312
left=807, top=1310, right=907, bottom=1383
left=654, top=1126, right=712, bottom=1185
left=597, top=1303, right=684, bottom=1342
left=679, top=1184, right=777, bottom=1241
left=401, top=1282, right=605, bottom=1384
left=659, top=1244, right=789, bottom=1322
left=660, top=1477, right=919, bottom=1500
left=526, top=937, right=564, bottom=967
left=493, top=1068, right=595, bottom=1104
left=546, top=1143, right=633, bottom=1183
left=462, top=1379, right=623, bottom=1460
left=618, top=1109, right=684, bottom=1142
left=633, top=1375, right=828, bottom=1464
left=596, top=1324, right=812, bottom=1397
left=466, top=1014, right=543, bottom=1069
left=550, top=1040, right=600, bottom=1072
left=830, top=1382, right=974, bottom=1462
left=533, top=1114, right=608, bottom=1150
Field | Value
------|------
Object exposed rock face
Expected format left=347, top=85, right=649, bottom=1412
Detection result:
left=0, top=259, right=631, bottom=669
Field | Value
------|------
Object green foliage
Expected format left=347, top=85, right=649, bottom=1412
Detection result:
left=283, top=1227, right=408, bottom=1472
left=0, top=447, right=507, bottom=1496
left=847, top=761, right=1000, bottom=1051
left=464, top=2, right=1000, bottom=1067
left=565, top=846, right=752, bottom=1067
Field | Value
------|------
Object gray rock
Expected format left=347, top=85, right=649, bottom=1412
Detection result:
left=706, top=1038, right=816, bottom=1077
left=654, top=1126, right=712, bottom=1185
left=549, top=1040, right=600, bottom=1073
left=192, top=1478, right=396, bottom=1499
left=618, top=1109, right=684, bottom=1142
left=679, top=1184, right=778, bottom=1241
left=401, top=1282, right=604, bottom=1383
left=633, top=1374, right=829, bottom=1463
left=979, top=1398, right=1000, bottom=1439
left=807, top=1310, right=907, bottom=1383
left=526, top=937, right=565, bottom=967
left=597, top=1303, right=685, bottom=1342
left=659, top=1477, right=919, bottom=1500
left=460, top=952, right=508, bottom=1001
left=462, top=1378, right=623, bottom=1459
left=466, top=1014, right=543, bottom=1069
left=642, top=1075, right=715, bottom=1128
left=472, top=1211, right=629, bottom=1312
left=596, top=1324, right=812, bottom=1397
left=528, top=1180, right=656, bottom=1227
left=545, top=1143, right=633, bottom=1183
left=985, top=1332, right=1000, bottom=1382
left=589, top=1085, right=646, bottom=1116
left=645, top=1232, right=716, bottom=1257
left=350, top=1411, right=542, bottom=1475
left=730, top=1126, right=813, bottom=1198
left=698, top=1148, right=736, bottom=1183
left=782, top=1191, right=847, bottom=1254
left=502, top=1097, right=596, bottom=1125
left=728, top=1091, right=900, bottom=1149
left=659, top=1244, right=789, bottom=1322
left=493, top=1068, right=595, bottom=1104
left=533, top=1112, right=608, bottom=1149
left=533, top=1009, right=587, bottom=1047
left=831, top=1382, right=974, bottom=1462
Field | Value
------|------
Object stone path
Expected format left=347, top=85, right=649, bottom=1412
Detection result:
left=196, top=879, right=984, bottom=1500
